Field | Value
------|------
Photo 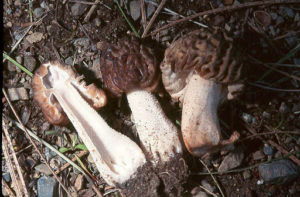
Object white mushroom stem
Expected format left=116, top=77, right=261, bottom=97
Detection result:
left=181, top=74, right=226, bottom=156
left=48, top=71, right=146, bottom=186
left=126, top=90, right=182, bottom=164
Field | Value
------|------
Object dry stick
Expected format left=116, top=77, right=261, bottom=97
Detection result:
left=6, top=116, right=103, bottom=197
left=2, top=134, right=23, bottom=197
left=249, top=56, right=300, bottom=82
left=243, top=123, right=300, bottom=166
left=140, top=0, right=147, bottom=29
left=146, top=0, right=300, bottom=37
left=247, top=82, right=300, bottom=92
left=84, top=0, right=99, bottom=23
left=3, top=13, right=48, bottom=63
left=2, top=178, right=16, bottom=197
left=2, top=88, right=73, bottom=197
left=199, top=159, right=225, bottom=197
left=68, top=0, right=112, bottom=10
left=2, top=123, right=30, bottom=197
left=55, top=150, right=89, bottom=174
left=142, top=0, right=167, bottom=38
left=273, top=30, right=300, bottom=40
left=240, top=131, right=300, bottom=142
left=198, top=185, right=219, bottom=197
left=145, top=0, right=207, bottom=28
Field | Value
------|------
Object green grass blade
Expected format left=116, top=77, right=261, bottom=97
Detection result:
left=3, top=53, right=33, bottom=77
left=114, top=0, right=140, bottom=38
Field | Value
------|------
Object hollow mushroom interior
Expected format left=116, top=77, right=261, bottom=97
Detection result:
left=40, top=63, right=146, bottom=186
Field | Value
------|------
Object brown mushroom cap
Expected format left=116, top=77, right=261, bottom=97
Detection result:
left=32, top=61, right=107, bottom=125
left=161, top=29, right=243, bottom=102
left=100, top=38, right=160, bottom=97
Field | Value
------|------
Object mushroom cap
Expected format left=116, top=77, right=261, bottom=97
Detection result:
left=32, top=61, right=107, bottom=125
left=160, top=29, right=243, bottom=102
left=100, top=38, right=160, bottom=97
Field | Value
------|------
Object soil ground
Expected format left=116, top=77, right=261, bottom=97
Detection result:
left=2, top=0, right=300, bottom=196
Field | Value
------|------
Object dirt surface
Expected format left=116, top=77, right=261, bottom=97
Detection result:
left=2, top=0, right=300, bottom=197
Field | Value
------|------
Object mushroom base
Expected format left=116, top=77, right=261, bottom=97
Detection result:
left=182, top=74, right=226, bottom=157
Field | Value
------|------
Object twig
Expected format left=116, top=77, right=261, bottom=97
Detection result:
left=78, top=21, right=93, bottom=43
left=249, top=56, right=300, bottom=82
left=68, top=0, right=111, bottom=10
left=84, top=0, right=99, bottom=23
left=145, top=0, right=207, bottom=28
left=243, top=123, right=300, bottom=166
left=3, top=13, right=48, bottom=63
left=194, top=153, right=299, bottom=175
left=114, top=0, right=140, bottom=38
left=55, top=150, right=89, bottom=174
left=2, top=178, right=16, bottom=197
left=146, top=0, right=300, bottom=37
left=248, top=82, right=300, bottom=92
left=240, top=130, right=300, bottom=142
left=2, top=88, right=73, bottom=197
left=140, top=0, right=147, bottom=29
left=198, top=185, right=219, bottom=197
left=142, top=0, right=167, bottom=38
left=277, top=43, right=300, bottom=64
left=2, top=134, right=23, bottom=197
left=5, top=116, right=103, bottom=197
left=2, top=123, right=30, bottom=197
left=199, top=159, right=225, bottom=197
left=268, top=63, right=300, bottom=68
left=273, top=30, right=300, bottom=40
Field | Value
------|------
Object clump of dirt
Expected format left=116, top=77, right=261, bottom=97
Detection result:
left=156, top=154, right=189, bottom=197
left=122, top=163, right=160, bottom=197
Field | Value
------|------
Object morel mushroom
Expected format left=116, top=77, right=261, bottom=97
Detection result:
left=32, top=61, right=147, bottom=186
left=161, top=29, right=243, bottom=157
left=100, top=39, right=182, bottom=164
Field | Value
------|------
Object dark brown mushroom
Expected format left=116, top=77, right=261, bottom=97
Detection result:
left=100, top=38, right=182, bottom=163
left=161, top=29, right=243, bottom=157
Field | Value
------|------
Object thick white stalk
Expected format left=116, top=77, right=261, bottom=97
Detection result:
left=51, top=81, right=146, bottom=186
left=181, top=74, right=225, bottom=156
left=127, top=90, right=182, bottom=163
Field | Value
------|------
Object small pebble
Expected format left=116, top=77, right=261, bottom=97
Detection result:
left=253, top=150, right=265, bottom=160
left=6, top=22, right=12, bottom=28
left=65, top=57, right=73, bottom=65
left=71, top=3, right=88, bottom=16
left=279, top=102, right=289, bottom=113
left=258, top=159, right=299, bottom=184
left=75, top=174, right=84, bottom=191
left=263, top=145, right=274, bottom=156
left=3, top=173, right=11, bottom=182
left=37, top=176, right=59, bottom=197
left=7, top=87, right=29, bottom=101
left=45, top=147, right=58, bottom=161
left=73, top=38, right=90, bottom=48
left=242, top=112, right=253, bottom=124
left=147, top=3, right=155, bottom=18
left=33, top=8, right=44, bottom=19
left=35, top=164, right=52, bottom=176
left=130, top=0, right=141, bottom=21
left=243, top=170, right=251, bottom=180
left=218, top=148, right=244, bottom=173
left=201, top=179, right=215, bottom=193
left=24, top=55, right=37, bottom=72
left=262, top=111, right=271, bottom=119
left=26, top=32, right=44, bottom=44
